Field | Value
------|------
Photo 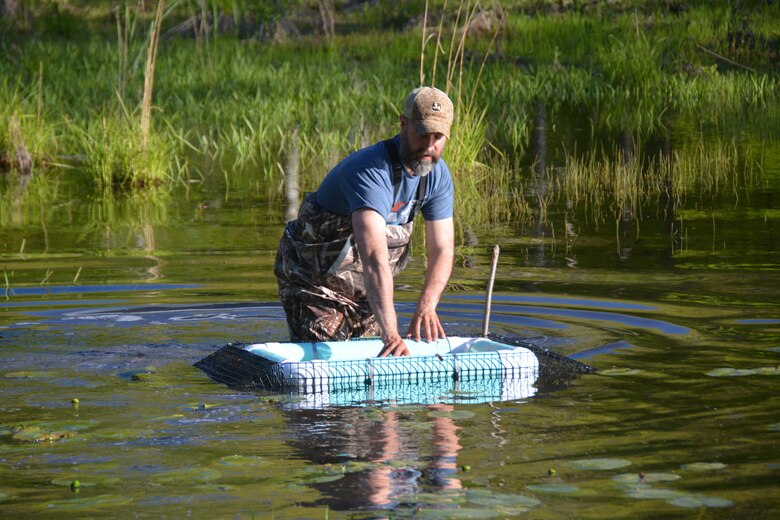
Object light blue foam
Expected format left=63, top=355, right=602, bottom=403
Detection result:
left=244, top=336, right=539, bottom=398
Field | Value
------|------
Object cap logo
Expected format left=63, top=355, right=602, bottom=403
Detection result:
left=431, top=102, right=442, bottom=112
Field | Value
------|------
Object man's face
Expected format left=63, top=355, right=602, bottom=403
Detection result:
left=399, top=117, right=448, bottom=177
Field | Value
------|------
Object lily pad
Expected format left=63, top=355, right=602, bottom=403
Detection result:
left=623, top=485, right=683, bottom=500
left=667, top=494, right=733, bottom=508
left=297, top=464, right=347, bottom=484
left=7, top=419, right=97, bottom=443
left=680, top=462, right=727, bottom=472
left=465, top=492, right=541, bottom=509
left=401, top=491, right=464, bottom=506
left=527, top=484, right=580, bottom=494
left=12, top=426, right=73, bottom=443
left=570, top=458, right=632, bottom=470
left=613, top=472, right=680, bottom=483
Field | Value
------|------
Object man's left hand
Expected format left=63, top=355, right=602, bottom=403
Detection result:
left=406, top=307, right=446, bottom=343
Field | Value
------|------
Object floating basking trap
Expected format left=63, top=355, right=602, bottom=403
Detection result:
left=194, top=333, right=593, bottom=407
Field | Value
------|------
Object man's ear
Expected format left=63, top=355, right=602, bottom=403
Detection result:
left=399, top=115, right=407, bottom=129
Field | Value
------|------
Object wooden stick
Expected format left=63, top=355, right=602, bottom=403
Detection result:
left=481, top=244, right=500, bottom=337
left=141, top=0, right=165, bottom=149
left=696, top=43, right=755, bottom=73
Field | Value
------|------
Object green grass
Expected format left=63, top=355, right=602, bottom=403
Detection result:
left=1, top=0, right=777, bottom=227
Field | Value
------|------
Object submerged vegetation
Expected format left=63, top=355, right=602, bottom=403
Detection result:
left=1, top=0, right=778, bottom=230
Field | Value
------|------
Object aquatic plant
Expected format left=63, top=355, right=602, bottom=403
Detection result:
left=0, top=0, right=776, bottom=223
left=557, top=136, right=758, bottom=227
left=72, top=104, right=174, bottom=189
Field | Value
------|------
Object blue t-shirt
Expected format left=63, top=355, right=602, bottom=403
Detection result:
left=315, top=135, right=454, bottom=225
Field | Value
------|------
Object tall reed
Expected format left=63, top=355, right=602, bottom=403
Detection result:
left=140, top=0, right=165, bottom=150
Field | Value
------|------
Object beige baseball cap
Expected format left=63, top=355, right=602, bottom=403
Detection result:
left=402, top=86, right=454, bottom=139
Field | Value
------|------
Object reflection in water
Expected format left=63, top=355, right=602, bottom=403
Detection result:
left=282, top=403, right=463, bottom=511
left=284, top=128, right=300, bottom=222
left=530, top=101, right=551, bottom=268
left=618, top=129, right=635, bottom=261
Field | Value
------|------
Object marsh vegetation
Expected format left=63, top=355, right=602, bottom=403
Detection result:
left=2, top=1, right=777, bottom=231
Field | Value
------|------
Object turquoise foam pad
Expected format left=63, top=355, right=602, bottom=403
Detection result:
left=193, top=333, right=594, bottom=407
left=245, top=336, right=516, bottom=362
left=242, top=337, right=539, bottom=391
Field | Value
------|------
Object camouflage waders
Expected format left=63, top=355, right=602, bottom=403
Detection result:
left=274, top=139, right=425, bottom=342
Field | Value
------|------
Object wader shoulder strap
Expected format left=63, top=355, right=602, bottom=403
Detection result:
left=383, top=138, right=428, bottom=221
left=410, top=173, right=427, bottom=221
left=383, top=138, right=403, bottom=199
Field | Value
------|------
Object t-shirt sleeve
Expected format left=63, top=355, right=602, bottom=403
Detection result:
left=314, top=141, right=394, bottom=217
left=338, top=166, right=393, bottom=217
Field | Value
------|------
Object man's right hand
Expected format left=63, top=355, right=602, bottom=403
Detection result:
left=378, top=334, right=410, bottom=357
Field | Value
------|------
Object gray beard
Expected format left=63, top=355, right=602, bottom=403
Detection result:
left=399, top=134, right=437, bottom=177
left=408, top=159, right=434, bottom=177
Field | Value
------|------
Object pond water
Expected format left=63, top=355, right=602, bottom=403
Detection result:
left=1, top=116, right=779, bottom=517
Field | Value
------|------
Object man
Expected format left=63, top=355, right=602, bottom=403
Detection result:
left=274, top=86, right=455, bottom=357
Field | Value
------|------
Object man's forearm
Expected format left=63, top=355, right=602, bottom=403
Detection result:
left=363, top=257, right=400, bottom=340
left=352, top=209, right=401, bottom=341
left=418, top=218, right=455, bottom=312
left=417, top=247, right=453, bottom=312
